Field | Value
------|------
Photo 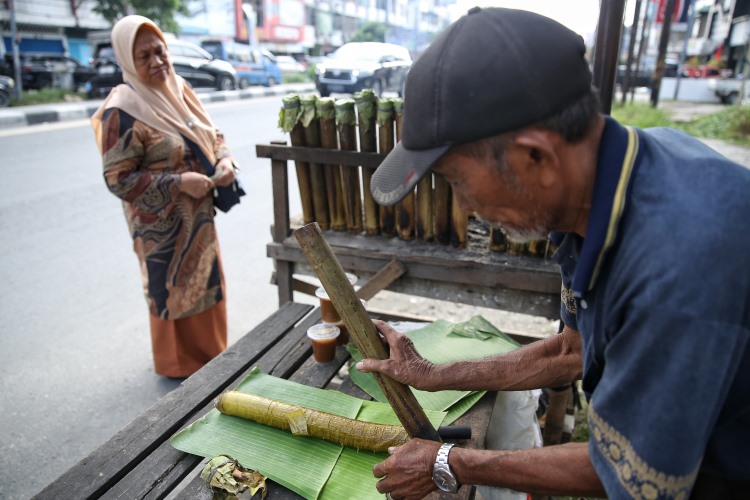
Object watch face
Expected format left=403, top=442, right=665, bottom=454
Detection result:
left=433, top=467, right=458, bottom=492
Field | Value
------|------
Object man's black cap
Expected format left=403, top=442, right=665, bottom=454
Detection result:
left=371, top=7, right=592, bottom=206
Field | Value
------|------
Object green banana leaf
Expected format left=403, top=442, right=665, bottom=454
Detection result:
left=348, top=316, right=520, bottom=424
left=170, top=367, right=446, bottom=500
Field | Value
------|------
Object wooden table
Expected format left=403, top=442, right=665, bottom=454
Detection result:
left=34, top=302, right=496, bottom=500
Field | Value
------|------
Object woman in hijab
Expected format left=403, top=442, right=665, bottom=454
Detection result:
left=91, top=15, right=236, bottom=378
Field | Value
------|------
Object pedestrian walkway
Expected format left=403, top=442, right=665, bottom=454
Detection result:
left=0, top=82, right=315, bottom=130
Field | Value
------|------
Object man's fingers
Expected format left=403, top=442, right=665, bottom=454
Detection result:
left=356, top=358, right=384, bottom=373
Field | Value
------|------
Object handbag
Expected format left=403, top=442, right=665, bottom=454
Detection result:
left=183, top=136, right=246, bottom=213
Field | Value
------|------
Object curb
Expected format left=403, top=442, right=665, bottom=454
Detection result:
left=0, top=83, right=315, bottom=130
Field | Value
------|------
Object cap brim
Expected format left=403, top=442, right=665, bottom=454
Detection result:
left=371, top=141, right=451, bottom=206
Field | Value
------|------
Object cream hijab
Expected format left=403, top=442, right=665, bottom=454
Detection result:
left=91, top=15, right=217, bottom=163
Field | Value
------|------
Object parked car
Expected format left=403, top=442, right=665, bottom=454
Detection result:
left=0, top=75, right=14, bottom=107
left=1, top=53, right=94, bottom=91
left=314, top=42, right=412, bottom=97
left=86, top=39, right=237, bottom=98
left=275, top=55, right=306, bottom=75
left=708, top=76, right=750, bottom=104
left=200, top=40, right=281, bottom=88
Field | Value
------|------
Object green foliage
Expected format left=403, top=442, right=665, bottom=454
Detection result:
left=610, top=102, right=675, bottom=129
left=681, top=105, right=750, bottom=146
left=350, top=22, right=386, bottom=43
left=92, top=0, right=191, bottom=33
left=11, top=88, right=87, bottom=106
left=282, top=73, right=309, bottom=84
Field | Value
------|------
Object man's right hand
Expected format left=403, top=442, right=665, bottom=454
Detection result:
left=355, top=319, right=442, bottom=391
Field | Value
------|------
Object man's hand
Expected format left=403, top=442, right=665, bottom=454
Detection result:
left=355, top=320, right=441, bottom=391
left=373, top=439, right=441, bottom=500
left=212, top=157, right=236, bottom=187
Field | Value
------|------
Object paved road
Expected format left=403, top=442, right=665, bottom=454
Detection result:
left=0, top=95, right=305, bottom=499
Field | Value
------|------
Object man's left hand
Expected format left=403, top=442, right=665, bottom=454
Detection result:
left=373, top=439, right=442, bottom=500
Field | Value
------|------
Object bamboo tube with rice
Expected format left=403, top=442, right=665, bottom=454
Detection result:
left=392, top=98, right=415, bottom=241
left=279, top=94, right=314, bottom=225
left=377, top=97, right=397, bottom=237
left=433, top=174, right=452, bottom=245
left=335, top=98, right=363, bottom=234
left=451, top=194, right=469, bottom=248
left=527, top=238, right=549, bottom=258
left=354, top=89, right=380, bottom=236
left=317, top=97, right=347, bottom=232
left=216, top=391, right=410, bottom=453
left=489, top=226, right=507, bottom=252
left=299, top=94, right=330, bottom=230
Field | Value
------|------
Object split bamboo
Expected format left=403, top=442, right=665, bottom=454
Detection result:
left=354, top=89, right=380, bottom=236
left=392, top=98, right=415, bottom=241
left=377, top=98, right=397, bottom=237
left=433, top=174, right=452, bottom=245
left=300, top=94, right=330, bottom=230
left=317, top=97, right=347, bottom=231
left=294, top=222, right=441, bottom=442
left=280, top=94, right=314, bottom=225
left=334, top=99, right=363, bottom=234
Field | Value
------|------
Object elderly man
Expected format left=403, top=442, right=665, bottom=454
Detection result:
left=356, top=6, right=750, bottom=499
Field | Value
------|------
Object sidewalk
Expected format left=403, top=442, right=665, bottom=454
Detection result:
left=0, top=82, right=315, bottom=130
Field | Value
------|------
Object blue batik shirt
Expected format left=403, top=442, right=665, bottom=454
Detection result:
left=550, top=117, right=750, bottom=498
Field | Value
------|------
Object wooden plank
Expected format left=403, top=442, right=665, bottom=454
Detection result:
left=289, top=349, right=350, bottom=388
left=270, top=140, right=294, bottom=305
left=34, top=303, right=313, bottom=500
left=256, top=143, right=386, bottom=169
left=355, top=259, right=407, bottom=301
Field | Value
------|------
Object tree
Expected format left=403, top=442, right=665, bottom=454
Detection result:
left=349, top=22, right=386, bottom=43
left=93, top=0, right=191, bottom=33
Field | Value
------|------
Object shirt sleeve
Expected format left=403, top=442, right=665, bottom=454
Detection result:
left=100, top=108, right=182, bottom=214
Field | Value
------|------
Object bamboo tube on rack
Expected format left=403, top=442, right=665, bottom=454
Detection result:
left=354, top=89, right=380, bottom=236
left=527, top=238, right=548, bottom=258
left=433, top=174, right=452, bottom=245
left=317, top=97, right=347, bottom=231
left=377, top=98, right=397, bottom=237
left=335, top=98, right=363, bottom=234
left=507, top=241, right=527, bottom=256
left=392, top=98, right=415, bottom=241
left=279, top=94, right=314, bottom=225
left=451, top=194, right=468, bottom=248
left=489, top=226, right=507, bottom=252
left=294, top=222, right=441, bottom=442
left=300, top=94, right=330, bottom=230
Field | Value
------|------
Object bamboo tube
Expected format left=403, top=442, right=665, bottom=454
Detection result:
left=216, top=391, right=410, bottom=452
left=527, top=238, right=549, bottom=258
left=433, top=174, right=452, bottom=245
left=412, top=85, right=433, bottom=243
left=507, top=241, right=527, bottom=256
left=294, top=222, right=441, bottom=442
left=391, top=98, right=415, bottom=241
left=280, top=94, right=314, bottom=225
left=317, top=97, right=347, bottom=232
left=300, top=94, right=330, bottom=230
left=354, top=89, right=380, bottom=236
left=335, top=99, right=363, bottom=234
left=450, top=194, right=468, bottom=248
left=377, top=98, right=397, bottom=237
left=489, top=226, right=507, bottom=252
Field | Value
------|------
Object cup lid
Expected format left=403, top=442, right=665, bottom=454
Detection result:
left=307, top=323, right=340, bottom=340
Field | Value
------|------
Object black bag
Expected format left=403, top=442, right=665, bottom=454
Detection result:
left=183, top=136, right=246, bottom=213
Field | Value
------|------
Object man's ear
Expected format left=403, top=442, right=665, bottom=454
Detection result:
left=507, top=129, right=560, bottom=189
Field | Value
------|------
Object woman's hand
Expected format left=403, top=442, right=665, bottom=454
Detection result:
left=212, top=157, right=236, bottom=187
left=180, top=171, right=214, bottom=198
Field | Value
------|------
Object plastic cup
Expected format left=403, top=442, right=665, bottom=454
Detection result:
left=332, top=321, right=349, bottom=345
left=315, top=287, right=340, bottom=323
left=307, top=323, right=340, bottom=363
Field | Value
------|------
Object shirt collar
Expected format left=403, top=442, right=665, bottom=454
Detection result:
left=572, top=116, right=641, bottom=297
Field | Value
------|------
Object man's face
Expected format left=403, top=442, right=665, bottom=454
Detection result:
left=432, top=149, right=555, bottom=243
left=133, top=28, right=171, bottom=87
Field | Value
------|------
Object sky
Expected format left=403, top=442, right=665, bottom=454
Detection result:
left=449, top=0, right=604, bottom=43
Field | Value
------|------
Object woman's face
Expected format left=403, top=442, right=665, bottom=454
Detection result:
left=133, top=27, right=171, bottom=86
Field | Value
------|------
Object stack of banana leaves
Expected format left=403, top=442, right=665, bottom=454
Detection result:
left=170, top=316, right=519, bottom=499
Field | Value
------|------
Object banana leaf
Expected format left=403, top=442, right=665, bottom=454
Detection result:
left=170, top=367, right=446, bottom=500
left=348, top=316, right=520, bottom=424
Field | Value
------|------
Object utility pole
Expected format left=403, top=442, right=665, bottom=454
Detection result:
left=651, top=0, right=677, bottom=107
left=592, top=0, right=627, bottom=114
left=9, top=0, right=23, bottom=99
left=621, top=0, right=643, bottom=105
left=674, top=0, right=696, bottom=100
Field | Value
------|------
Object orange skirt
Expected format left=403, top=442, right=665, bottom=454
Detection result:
left=149, top=299, right=227, bottom=378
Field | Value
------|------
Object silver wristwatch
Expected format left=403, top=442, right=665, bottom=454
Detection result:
left=432, top=443, right=459, bottom=493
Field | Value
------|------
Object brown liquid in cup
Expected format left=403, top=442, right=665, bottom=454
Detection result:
left=319, top=297, right=340, bottom=324
left=334, top=322, right=349, bottom=345
left=311, top=336, right=338, bottom=363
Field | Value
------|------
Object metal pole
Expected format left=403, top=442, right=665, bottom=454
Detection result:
left=651, top=0, right=677, bottom=107
left=622, top=0, right=643, bottom=105
left=9, top=0, right=23, bottom=99
left=591, top=0, right=627, bottom=114
left=674, top=0, right=697, bottom=100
